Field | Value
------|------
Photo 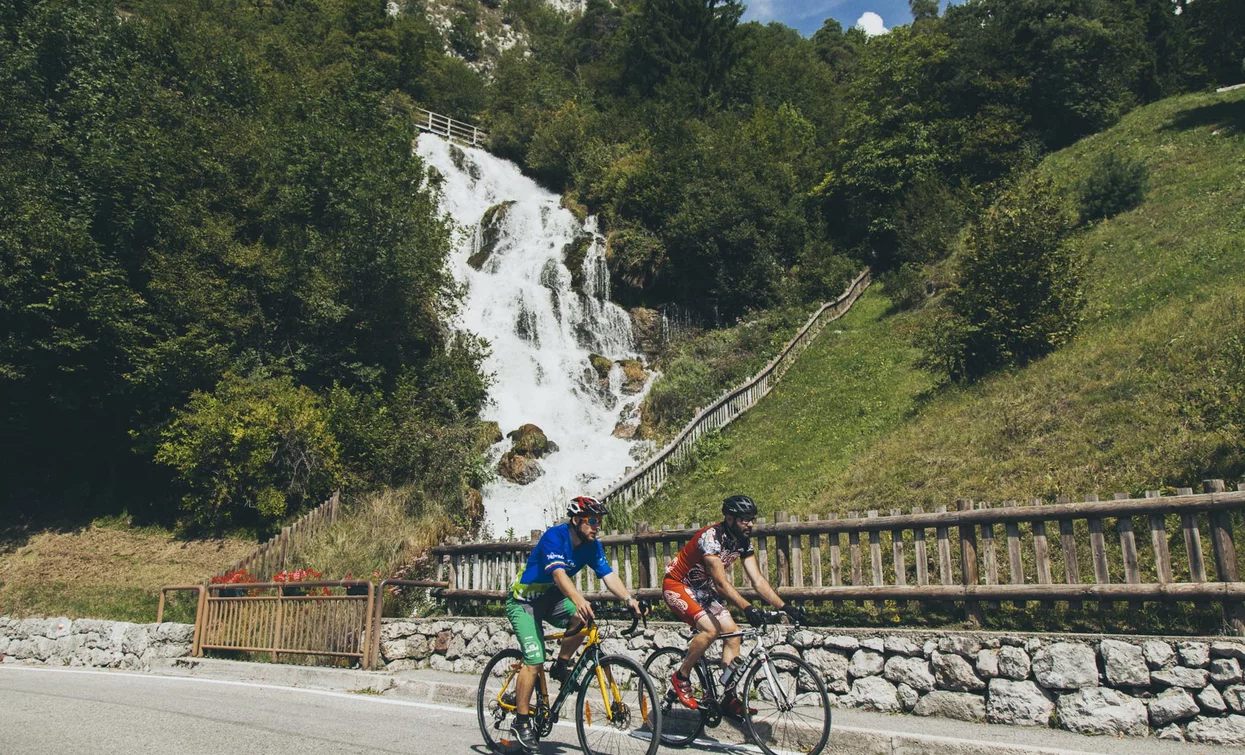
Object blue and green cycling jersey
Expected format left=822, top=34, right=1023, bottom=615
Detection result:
left=510, top=522, right=613, bottom=602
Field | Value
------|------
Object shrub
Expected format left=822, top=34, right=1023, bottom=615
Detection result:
left=878, top=264, right=927, bottom=312
left=922, top=175, right=1084, bottom=382
left=156, top=374, right=342, bottom=534
left=1078, top=151, right=1149, bottom=222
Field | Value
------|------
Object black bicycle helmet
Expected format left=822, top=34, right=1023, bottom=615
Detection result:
left=567, top=495, right=608, bottom=518
left=721, top=494, right=758, bottom=518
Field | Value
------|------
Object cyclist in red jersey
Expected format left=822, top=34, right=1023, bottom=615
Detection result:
left=661, top=495, right=802, bottom=718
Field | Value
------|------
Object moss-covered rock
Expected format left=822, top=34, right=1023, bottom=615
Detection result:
left=589, top=354, right=613, bottom=381
left=465, top=488, right=484, bottom=522
left=468, top=200, right=516, bottom=270
left=620, top=360, right=648, bottom=395
left=506, top=423, right=552, bottom=457
left=475, top=421, right=503, bottom=452
left=562, top=233, right=594, bottom=294
left=630, top=308, right=662, bottom=355
left=561, top=193, right=589, bottom=223
left=498, top=451, right=543, bottom=485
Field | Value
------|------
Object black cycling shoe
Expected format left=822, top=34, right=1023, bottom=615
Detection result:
left=509, top=715, right=538, bottom=752
left=548, top=657, right=570, bottom=684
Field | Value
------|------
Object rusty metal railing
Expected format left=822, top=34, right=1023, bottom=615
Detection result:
left=196, top=580, right=376, bottom=666
left=157, top=584, right=208, bottom=657
left=366, top=578, right=449, bottom=669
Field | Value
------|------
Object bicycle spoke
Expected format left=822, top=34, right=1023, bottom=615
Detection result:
left=642, top=646, right=707, bottom=747
left=577, top=656, right=661, bottom=755
left=743, top=654, right=830, bottom=755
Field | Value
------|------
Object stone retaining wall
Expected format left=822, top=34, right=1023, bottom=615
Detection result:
left=379, top=618, right=1245, bottom=745
left=0, top=616, right=194, bottom=670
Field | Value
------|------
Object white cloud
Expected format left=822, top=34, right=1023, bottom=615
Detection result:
left=746, top=0, right=779, bottom=21
left=855, top=11, right=889, bottom=36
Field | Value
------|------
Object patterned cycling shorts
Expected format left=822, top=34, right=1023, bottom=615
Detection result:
left=505, top=590, right=575, bottom=666
left=663, top=577, right=730, bottom=626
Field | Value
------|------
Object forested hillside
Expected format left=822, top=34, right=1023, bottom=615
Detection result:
left=2, top=0, right=1242, bottom=545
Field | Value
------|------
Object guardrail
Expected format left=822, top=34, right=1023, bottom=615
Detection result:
left=416, top=108, right=489, bottom=148
left=215, top=492, right=341, bottom=581
left=600, top=269, right=871, bottom=511
left=430, top=481, right=1245, bottom=635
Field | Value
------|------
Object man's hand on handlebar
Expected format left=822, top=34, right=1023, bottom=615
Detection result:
left=782, top=602, right=806, bottom=625
left=573, top=595, right=595, bottom=625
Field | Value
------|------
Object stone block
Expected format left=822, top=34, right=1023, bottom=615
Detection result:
left=822, top=635, right=860, bottom=652
left=1155, top=723, right=1185, bottom=741
left=1099, top=639, right=1149, bottom=687
left=1142, top=640, right=1175, bottom=670
left=1211, top=642, right=1245, bottom=661
left=1056, top=688, right=1148, bottom=736
left=986, top=679, right=1053, bottom=727
left=1187, top=714, right=1245, bottom=745
left=860, top=637, right=885, bottom=653
left=849, top=649, right=884, bottom=679
left=1222, top=684, right=1245, bottom=713
left=997, top=646, right=1031, bottom=680
left=1211, top=658, right=1244, bottom=685
left=932, top=650, right=986, bottom=692
left=1152, top=666, right=1210, bottom=689
left=1198, top=685, right=1228, bottom=716
left=884, top=655, right=935, bottom=692
left=842, top=676, right=900, bottom=712
left=1032, top=642, right=1098, bottom=690
left=937, top=636, right=980, bottom=659
left=896, top=683, right=919, bottom=712
left=1178, top=641, right=1210, bottom=668
left=804, top=648, right=849, bottom=694
left=914, top=691, right=987, bottom=722
left=884, top=636, right=922, bottom=657
left=976, top=649, right=999, bottom=679
left=1149, top=688, right=1200, bottom=727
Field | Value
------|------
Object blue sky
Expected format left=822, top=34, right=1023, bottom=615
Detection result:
left=742, top=0, right=956, bottom=38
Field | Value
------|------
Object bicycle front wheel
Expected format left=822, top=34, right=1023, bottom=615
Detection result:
left=576, top=654, right=662, bottom=755
left=642, top=646, right=707, bottom=748
left=477, top=648, right=525, bottom=753
left=740, top=652, right=831, bottom=755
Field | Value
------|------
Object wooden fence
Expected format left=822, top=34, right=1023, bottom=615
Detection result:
left=600, top=269, right=872, bottom=511
left=430, top=481, right=1245, bottom=635
left=415, top=108, right=489, bottom=148
left=215, top=492, right=341, bottom=581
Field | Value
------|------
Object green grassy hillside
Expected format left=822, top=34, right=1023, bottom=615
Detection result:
left=638, top=87, right=1245, bottom=527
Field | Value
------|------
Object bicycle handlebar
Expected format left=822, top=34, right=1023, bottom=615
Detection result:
left=588, top=599, right=650, bottom=637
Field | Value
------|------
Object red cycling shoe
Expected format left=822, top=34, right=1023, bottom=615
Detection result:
left=670, top=670, right=699, bottom=710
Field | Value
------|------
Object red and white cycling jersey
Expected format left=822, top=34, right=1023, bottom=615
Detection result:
left=665, top=522, right=755, bottom=591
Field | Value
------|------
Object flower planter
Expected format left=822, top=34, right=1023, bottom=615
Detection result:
left=346, top=584, right=369, bottom=596
left=218, top=588, right=245, bottom=598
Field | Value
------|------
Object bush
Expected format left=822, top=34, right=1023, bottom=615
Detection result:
left=921, top=175, right=1084, bottom=382
left=878, top=264, right=927, bottom=312
left=155, top=374, right=342, bottom=534
left=1078, top=151, right=1149, bottom=222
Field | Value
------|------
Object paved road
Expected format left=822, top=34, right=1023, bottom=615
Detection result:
left=0, top=665, right=545, bottom=755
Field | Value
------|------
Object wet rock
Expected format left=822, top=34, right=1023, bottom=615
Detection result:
left=1057, top=688, right=1147, bottom=736
left=506, top=424, right=553, bottom=458
left=465, top=488, right=484, bottom=522
left=842, top=676, right=900, bottom=712
left=1099, top=639, right=1149, bottom=687
left=1187, top=715, right=1245, bottom=745
left=884, top=656, right=936, bottom=692
left=588, top=354, right=613, bottom=381
left=915, top=691, right=987, bottom=722
left=612, top=423, right=638, bottom=440
left=1142, top=640, right=1175, bottom=670
left=1212, top=658, right=1244, bottom=685
left=986, top=679, right=1053, bottom=726
left=1032, top=643, right=1098, bottom=690
left=469, top=200, right=515, bottom=270
left=562, top=233, right=594, bottom=294
left=997, top=646, right=1031, bottom=680
left=932, top=650, right=987, bottom=692
left=619, top=360, right=647, bottom=395
left=1149, top=688, right=1200, bottom=726
left=498, top=451, right=543, bottom=485
left=629, top=308, right=663, bottom=356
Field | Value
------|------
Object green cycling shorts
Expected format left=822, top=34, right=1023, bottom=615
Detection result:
left=505, top=590, right=576, bottom=666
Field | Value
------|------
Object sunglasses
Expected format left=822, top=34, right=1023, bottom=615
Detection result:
left=579, top=516, right=602, bottom=527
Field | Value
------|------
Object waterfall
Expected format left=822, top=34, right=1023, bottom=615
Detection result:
left=417, top=136, right=653, bottom=535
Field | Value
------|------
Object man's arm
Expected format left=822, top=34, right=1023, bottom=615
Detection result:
left=741, top=554, right=785, bottom=609
left=601, top=572, right=642, bottom=615
left=552, top=568, right=595, bottom=623
left=704, top=554, right=751, bottom=611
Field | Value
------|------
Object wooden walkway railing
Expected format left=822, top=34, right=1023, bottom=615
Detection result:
left=416, top=108, right=489, bottom=148
left=215, top=492, right=341, bottom=581
left=600, top=269, right=871, bottom=511
left=430, top=481, right=1245, bottom=635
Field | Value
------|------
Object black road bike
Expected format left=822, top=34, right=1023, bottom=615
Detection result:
left=643, top=610, right=831, bottom=755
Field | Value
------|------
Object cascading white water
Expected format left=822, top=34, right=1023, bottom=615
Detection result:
left=417, top=135, right=652, bottom=535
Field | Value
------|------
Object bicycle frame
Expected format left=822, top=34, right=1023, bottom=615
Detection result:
left=692, top=625, right=791, bottom=719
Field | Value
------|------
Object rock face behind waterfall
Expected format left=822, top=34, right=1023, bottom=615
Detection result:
left=416, top=136, right=655, bottom=531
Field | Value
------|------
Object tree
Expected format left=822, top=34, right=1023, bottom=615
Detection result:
left=910, top=0, right=940, bottom=23
left=623, top=0, right=744, bottom=109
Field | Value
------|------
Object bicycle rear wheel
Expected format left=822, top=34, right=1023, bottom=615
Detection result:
left=477, top=648, right=526, bottom=753
left=642, top=647, right=707, bottom=747
left=740, top=652, right=831, bottom=755
left=576, top=654, right=661, bottom=755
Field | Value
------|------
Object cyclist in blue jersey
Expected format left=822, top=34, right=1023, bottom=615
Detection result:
left=503, top=495, right=641, bottom=752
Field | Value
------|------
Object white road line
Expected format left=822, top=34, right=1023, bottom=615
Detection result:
left=0, top=665, right=1112, bottom=754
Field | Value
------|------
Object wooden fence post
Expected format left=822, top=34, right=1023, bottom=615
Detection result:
left=958, top=499, right=982, bottom=626
left=1205, top=480, right=1245, bottom=636
left=775, top=511, right=790, bottom=588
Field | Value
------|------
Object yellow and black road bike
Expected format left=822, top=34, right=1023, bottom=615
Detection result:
left=477, top=603, right=661, bottom=755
